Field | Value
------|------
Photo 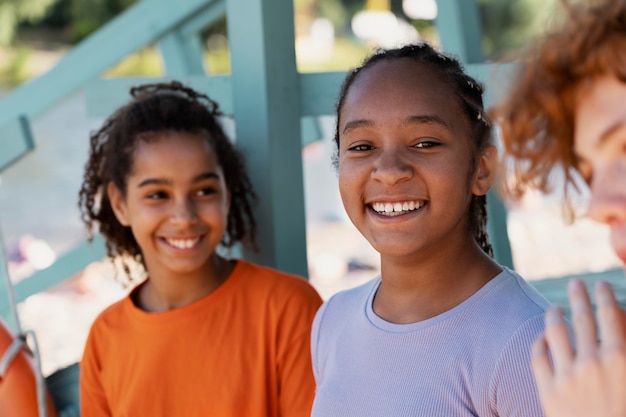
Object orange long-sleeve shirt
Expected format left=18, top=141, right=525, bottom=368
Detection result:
left=80, top=260, right=323, bottom=417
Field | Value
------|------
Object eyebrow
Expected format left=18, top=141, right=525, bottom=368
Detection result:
left=576, top=121, right=626, bottom=161
left=342, top=114, right=449, bottom=134
left=598, top=121, right=626, bottom=147
left=404, top=114, right=449, bottom=128
left=137, top=172, right=220, bottom=188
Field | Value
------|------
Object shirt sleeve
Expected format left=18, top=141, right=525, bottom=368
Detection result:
left=276, top=281, right=323, bottom=417
left=309, top=300, right=330, bottom=385
left=490, top=314, right=547, bottom=417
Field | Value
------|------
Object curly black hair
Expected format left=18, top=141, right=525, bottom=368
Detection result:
left=78, top=81, right=258, bottom=278
left=333, top=43, right=494, bottom=257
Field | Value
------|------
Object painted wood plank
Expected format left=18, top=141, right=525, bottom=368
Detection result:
left=178, top=0, right=226, bottom=38
left=0, top=116, right=35, bottom=173
left=531, top=268, right=626, bottom=320
left=84, top=75, right=233, bottom=116
left=158, top=31, right=206, bottom=77
left=299, top=71, right=346, bottom=117
left=85, top=71, right=346, bottom=118
left=0, top=236, right=106, bottom=319
left=226, top=0, right=308, bottom=277
left=466, top=62, right=517, bottom=108
left=0, top=0, right=218, bottom=128
left=435, top=0, right=484, bottom=63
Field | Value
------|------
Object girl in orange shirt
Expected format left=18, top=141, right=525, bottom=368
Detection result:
left=78, top=81, right=322, bottom=417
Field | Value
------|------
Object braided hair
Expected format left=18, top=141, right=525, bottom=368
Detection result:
left=333, top=43, right=494, bottom=256
left=78, top=81, right=258, bottom=279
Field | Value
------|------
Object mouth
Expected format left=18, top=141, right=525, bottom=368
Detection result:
left=162, top=236, right=202, bottom=249
left=370, top=200, right=426, bottom=217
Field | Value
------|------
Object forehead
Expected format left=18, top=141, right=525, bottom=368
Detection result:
left=131, top=131, right=218, bottom=170
left=574, top=76, right=626, bottom=155
left=340, top=59, right=466, bottom=130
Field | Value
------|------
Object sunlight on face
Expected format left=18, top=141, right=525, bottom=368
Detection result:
left=574, top=76, right=626, bottom=264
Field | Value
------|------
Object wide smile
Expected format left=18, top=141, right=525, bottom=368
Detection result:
left=370, top=200, right=426, bottom=217
left=162, top=236, right=203, bottom=250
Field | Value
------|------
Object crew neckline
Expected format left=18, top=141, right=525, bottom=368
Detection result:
left=125, top=259, right=244, bottom=324
left=364, top=268, right=510, bottom=333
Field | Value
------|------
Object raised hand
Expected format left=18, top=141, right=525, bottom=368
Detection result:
left=532, top=279, right=626, bottom=417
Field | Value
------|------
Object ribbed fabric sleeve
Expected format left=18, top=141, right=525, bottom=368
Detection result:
left=311, top=267, right=550, bottom=417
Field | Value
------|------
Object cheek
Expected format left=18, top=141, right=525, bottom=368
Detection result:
left=337, top=164, right=362, bottom=210
left=202, top=199, right=231, bottom=225
left=338, top=160, right=360, bottom=189
left=591, top=159, right=626, bottom=195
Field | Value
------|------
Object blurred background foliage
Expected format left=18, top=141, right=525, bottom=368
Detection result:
left=0, top=0, right=558, bottom=89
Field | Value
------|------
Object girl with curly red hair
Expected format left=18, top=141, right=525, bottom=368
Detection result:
left=492, top=1, right=626, bottom=415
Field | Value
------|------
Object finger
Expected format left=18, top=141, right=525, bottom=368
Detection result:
left=595, top=281, right=626, bottom=349
left=568, top=279, right=598, bottom=359
left=543, top=306, right=574, bottom=372
left=531, top=334, right=554, bottom=396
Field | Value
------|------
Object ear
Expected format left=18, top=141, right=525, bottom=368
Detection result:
left=107, top=182, right=131, bottom=227
left=471, top=145, right=498, bottom=197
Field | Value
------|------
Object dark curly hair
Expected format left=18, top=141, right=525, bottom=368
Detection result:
left=333, top=43, right=494, bottom=257
left=78, top=81, right=258, bottom=278
left=491, top=0, right=626, bottom=219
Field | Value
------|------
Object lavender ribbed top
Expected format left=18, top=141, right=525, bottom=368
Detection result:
left=311, top=268, right=549, bottom=417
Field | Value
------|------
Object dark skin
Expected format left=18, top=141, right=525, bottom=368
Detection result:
left=337, top=59, right=502, bottom=324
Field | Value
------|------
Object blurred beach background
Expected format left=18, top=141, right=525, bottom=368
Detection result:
left=0, top=0, right=622, bottom=377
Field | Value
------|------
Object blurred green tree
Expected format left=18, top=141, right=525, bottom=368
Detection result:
left=32, top=0, right=138, bottom=43
left=478, top=0, right=559, bottom=60
left=0, top=0, right=58, bottom=46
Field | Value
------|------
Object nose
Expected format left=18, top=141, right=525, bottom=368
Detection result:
left=371, top=148, right=413, bottom=185
left=170, top=197, right=199, bottom=225
left=587, top=164, right=626, bottom=226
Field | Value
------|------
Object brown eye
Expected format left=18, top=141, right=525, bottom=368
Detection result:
left=348, top=144, right=374, bottom=151
left=197, top=187, right=216, bottom=197
left=414, top=140, right=440, bottom=149
left=147, top=191, right=168, bottom=199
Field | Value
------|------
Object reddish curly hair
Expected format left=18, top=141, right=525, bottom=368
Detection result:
left=491, top=0, right=626, bottom=216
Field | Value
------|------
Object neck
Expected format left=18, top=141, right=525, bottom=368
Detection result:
left=374, top=242, right=501, bottom=324
left=136, top=256, right=234, bottom=312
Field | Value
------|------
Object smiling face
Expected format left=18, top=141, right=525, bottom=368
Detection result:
left=108, top=131, right=231, bottom=280
left=337, top=59, right=494, bottom=261
left=574, top=76, right=626, bottom=265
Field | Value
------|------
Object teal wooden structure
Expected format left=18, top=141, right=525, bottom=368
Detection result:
left=0, top=0, right=622, bottom=328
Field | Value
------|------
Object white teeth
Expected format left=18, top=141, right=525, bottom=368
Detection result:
left=372, top=201, right=424, bottom=215
left=166, top=238, right=200, bottom=249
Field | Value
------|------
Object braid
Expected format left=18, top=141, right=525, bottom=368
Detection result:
left=470, top=195, right=493, bottom=257
left=334, top=43, right=494, bottom=256
left=78, top=81, right=258, bottom=282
